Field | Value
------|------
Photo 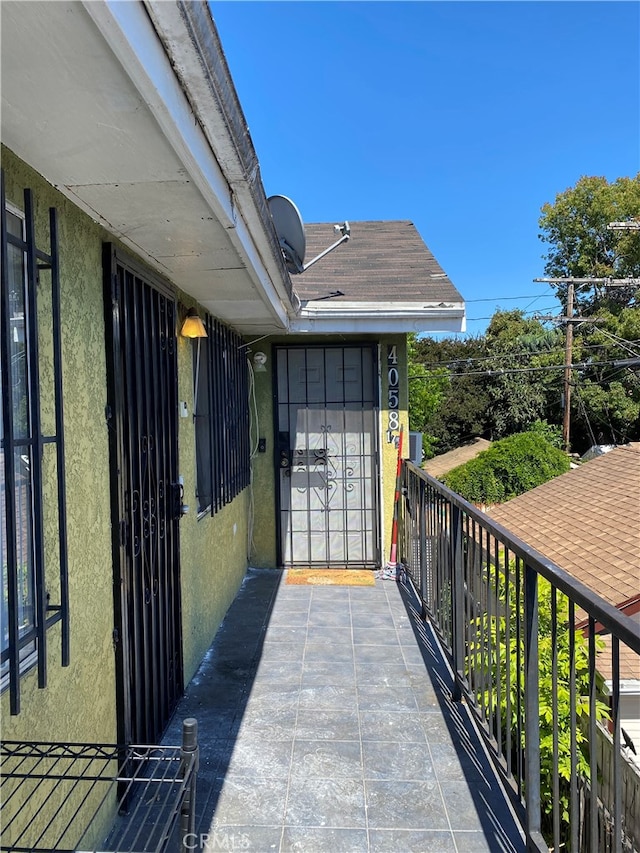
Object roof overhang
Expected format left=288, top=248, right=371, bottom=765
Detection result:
left=290, top=301, right=466, bottom=334
left=0, top=0, right=295, bottom=335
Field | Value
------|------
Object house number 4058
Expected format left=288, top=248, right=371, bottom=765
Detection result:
left=387, top=346, right=400, bottom=446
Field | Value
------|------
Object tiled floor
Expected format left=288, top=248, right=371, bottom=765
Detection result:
left=162, top=568, right=526, bottom=853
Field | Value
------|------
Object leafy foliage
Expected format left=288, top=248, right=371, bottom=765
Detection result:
left=471, top=573, right=609, bottom=843
left=538, top=174, right=640, bottom=311
left=411, top=334, right=491, bottom=456
left=407, top=334, right=449, bottom=456
left=442, top=430, right=570, bottom=504
left=408, top=175, right=640, bottom=456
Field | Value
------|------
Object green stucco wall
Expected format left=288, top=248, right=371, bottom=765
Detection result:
left=1, top=148, right=117, bottom=747
left=175, top=328, right=250, bottom=683
left=1, top=149, right=251, bottom=832
left=248, top=334, right=409, bottom=569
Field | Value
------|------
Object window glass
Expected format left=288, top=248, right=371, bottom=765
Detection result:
left=1, top=209, right=36, bottom=673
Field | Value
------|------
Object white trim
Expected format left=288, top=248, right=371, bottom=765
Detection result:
left=605, top=680, right=640, bottom=695
left=299, top=301, right=465, bottom=313
left=81, top=0, right=291, bottom=330
left=290, top=301, right=466, bottom=334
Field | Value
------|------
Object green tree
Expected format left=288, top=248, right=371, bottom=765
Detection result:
left=538, top=174, right=640, bottom=311
left=410, top=334, right=491, bottom=456
left=569, top=305, right=640, bottom=449
left=443, top=430, right=570, bottom=504
left=483, top=311, right=564, bottom=439
left=407, top=334, right=449, bottom=457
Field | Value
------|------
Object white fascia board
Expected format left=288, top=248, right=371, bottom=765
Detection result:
left=604, top=680, right=640, bottom=695
left=298, top=301, right=465, bottom=314
left=82, top=0, right=290, bottom=330
left=289, top=302, right=466, bottom=334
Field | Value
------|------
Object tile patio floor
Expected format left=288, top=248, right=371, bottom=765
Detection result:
left=162, top=568, right=526, bottom=853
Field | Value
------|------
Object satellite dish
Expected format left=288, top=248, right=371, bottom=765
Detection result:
left=267, top=195, right=306, bottom=274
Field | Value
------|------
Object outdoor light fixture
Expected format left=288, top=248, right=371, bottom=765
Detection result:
left=181, top=307, right=208, bottom=339
left=252, top=351, right=267, bottom=372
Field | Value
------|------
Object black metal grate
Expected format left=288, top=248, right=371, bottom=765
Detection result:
left=0, top=720, right=198, bottom=853
left=275, top=344, right=380, bottom=568
left=103, top=244, right=183, bottom=747
left=1, top=171, right=69, bottom=715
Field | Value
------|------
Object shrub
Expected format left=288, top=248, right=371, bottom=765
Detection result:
left=443, top=430, right=570, bottom=504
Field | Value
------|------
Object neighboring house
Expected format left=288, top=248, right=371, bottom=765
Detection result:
left=488, top=444, right=640, bottom=765
left=423, top=437, right=492, bottom=480
left=1, top=2, right=464, bottom=842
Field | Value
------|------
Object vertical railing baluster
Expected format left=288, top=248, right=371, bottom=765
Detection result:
left=524, top=563, right=543, bottom=848
left=451, top=504, right=464, bottom=701
left=419, top=477, right=428, bottom=620
left=504, top=546, right=512, bottom=780
left=494, top=535, right=502, bottom=762
left=515, top=554, right=523, bottom=796
left=569, top=600, right=579, bottom=853
left=551, top=586, right=560, bottom=851
left=612, top=637, right=621, bottom=853
left=395, top=465, right=640, bottom=853
left=588, top=617, right=598, bottom=852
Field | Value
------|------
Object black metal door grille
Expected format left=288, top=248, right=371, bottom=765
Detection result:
left=275, top=345, right=380, bottom=569
left=104, top=246, right=182, bottom=746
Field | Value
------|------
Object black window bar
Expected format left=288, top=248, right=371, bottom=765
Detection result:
left=198, top=315, right=250, bottom=516
left=0, top=169, right=69, bottom=715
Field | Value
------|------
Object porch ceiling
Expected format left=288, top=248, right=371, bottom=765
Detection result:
left=0, top=0, right=294, bottom=335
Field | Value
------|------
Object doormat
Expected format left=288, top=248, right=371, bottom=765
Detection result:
left=285, top=569, right=375, bottom=586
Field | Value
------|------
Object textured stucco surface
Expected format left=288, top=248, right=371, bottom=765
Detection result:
left=249, top=335, right=409, bottom=569
left=1, top=149, right=118, bottom=848
left=247, top=339, right=278, bottom=568
left=1, top=148, right=117, bottom=747
left=2, top=148, right=256, bottom=846
left=174, top=314, right=252, bottom=686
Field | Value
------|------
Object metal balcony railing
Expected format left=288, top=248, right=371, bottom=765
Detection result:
left=398, top=461, right=640, bottom=853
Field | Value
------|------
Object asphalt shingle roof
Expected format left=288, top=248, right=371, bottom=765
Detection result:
left=488, top=445, right=640, bottom=682
left=424, top=438, right=492, bottom=480
left=293, top=220, right=463, bottom=305
left=488, top=444, right=640, bottom=610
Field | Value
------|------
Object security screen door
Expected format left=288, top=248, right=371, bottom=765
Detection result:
left=104, top=245, right=183, bottom=746
left=276, top=345, right=380, bottom=568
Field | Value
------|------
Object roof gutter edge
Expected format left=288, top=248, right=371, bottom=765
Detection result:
left=169, top=1, right=297, bottom=312
left=142, top=0, right=298, bottom=318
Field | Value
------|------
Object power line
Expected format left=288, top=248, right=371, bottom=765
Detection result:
left=534, top=277, right=640, bottom=286
left=464, top=291, right=556, bottom=303
left=594, top=327, right=640, bottom=358
left=464, top=305, right=560, bottom=322
left=413, top=340, right=616, bottom=370
left=408, top=357, right=640, bottom=381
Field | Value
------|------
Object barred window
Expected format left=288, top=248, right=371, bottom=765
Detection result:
left=1, top=174, right=69, bottom=714
left=193, top=316, right=250, bottom=516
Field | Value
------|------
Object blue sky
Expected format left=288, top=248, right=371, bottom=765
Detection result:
left=211, top=1, right=640, bottom=337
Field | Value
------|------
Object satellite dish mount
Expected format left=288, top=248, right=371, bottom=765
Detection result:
left=267, top=195, right=350, bottom=275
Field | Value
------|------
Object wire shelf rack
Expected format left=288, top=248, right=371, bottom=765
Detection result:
left=0, top=718, right=198, bottom=853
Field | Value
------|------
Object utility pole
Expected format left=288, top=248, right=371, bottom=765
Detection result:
left=534, top=274, right=640, bottom=451
left=562, top=283, right=574, bottom=453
